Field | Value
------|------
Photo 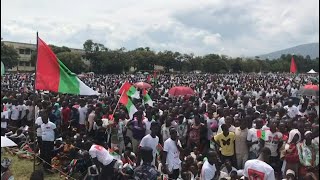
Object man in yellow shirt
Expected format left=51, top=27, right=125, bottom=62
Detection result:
left=213, top=124, right=236, bottom=167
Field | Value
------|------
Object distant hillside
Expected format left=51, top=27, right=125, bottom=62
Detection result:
left=258, top=43, right=319, bottom=60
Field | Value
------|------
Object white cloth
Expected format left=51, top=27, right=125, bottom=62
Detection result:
left=244, top=159, right=275, bottom=180
left=139, top=134, right=159, bottom=166
left=163, top=138, right=182, bottom=172
left=200, top=160, right=216, bottom=180
left=264, top=130, right=283, bottom=157
left=41, top=121, right=56, bottom=141
left=10, top=105, right=19, bottom=120
left=18, top=104, right=27, bottom=119
left=1, top=111, right=9, bottom=128
left=89, top=144, right=114, bottom=166
left=78, top=106, right=88, bottom=125
left=143, top=118, right=155, bottom=135
left=35, top=117, right=43, bottom=137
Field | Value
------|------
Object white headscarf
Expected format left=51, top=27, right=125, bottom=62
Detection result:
left=287, top=129, right=301, bottom=144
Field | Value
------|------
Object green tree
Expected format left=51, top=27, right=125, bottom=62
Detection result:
left=1, top=42, right=19, bottom=69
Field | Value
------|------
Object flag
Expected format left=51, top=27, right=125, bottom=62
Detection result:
left=290, top=56, right=297, bottom=73
left=257, top=129, right=267, bottom=140
left=119, top=94, right=138, bottom=119
left=1, top=61, right=5, bottom=76
left=118, top=81, right=140, bottom=99
left=35, top=37, right=98, bottom=95
left=143, top=89, right=153, bottom=107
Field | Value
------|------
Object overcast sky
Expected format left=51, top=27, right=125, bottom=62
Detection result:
left=1, top=0, right=319, bottom=57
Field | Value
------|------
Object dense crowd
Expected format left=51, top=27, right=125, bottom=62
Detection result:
left=1, top=72, right=319, bottom=180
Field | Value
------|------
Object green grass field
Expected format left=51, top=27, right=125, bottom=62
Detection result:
left=2, top=151, right=61, bottom=180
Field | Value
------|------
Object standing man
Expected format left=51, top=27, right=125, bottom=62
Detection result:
left=201, top=150, right=219, bottom=180
left=78, top=99, right=88, bottom=133
left=138, top=121, right=160, bottom=166
left=40, top=110, right=57, bottom=172
left=134, top=146, right=160, bottom=180
left=235, top=119, right=249, bottom=169
left=162, top=128, right=183, bottom=180
left=243, top=147, right=275, bottom=180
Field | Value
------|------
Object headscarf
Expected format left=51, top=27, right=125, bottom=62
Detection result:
left=287, top=129, right=301, bottom=144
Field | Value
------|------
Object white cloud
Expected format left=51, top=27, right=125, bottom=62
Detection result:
left=1, top=0, right=318, bottom=57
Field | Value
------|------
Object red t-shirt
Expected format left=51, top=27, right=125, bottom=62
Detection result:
left=61, top=107, right=71, bottom=123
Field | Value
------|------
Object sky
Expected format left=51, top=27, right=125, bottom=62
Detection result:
left=1, top=0, right=319, bottom=57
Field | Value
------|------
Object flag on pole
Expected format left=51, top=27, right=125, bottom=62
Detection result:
left=119, top=94, right=138, bottom=119
left=290, top=56, right=297, bottom=73
left=118, top=81, right=140, bottom=99
left=143, top=89, right=153, bottom=107
left=35, top=37, right=98, bottom=95
left=152, top=70, right=157, bottom=85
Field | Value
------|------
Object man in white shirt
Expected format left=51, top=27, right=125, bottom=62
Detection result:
left=247, top=118, right=264, bottom=159
left=1, top=105, right=10, bottom=136
left=142, top=112, right=155, bottom=135
left=40, top=110, right=57, bottom=172
left=201, top=150, right=219, bottom=180
left=10, top=100, right=20, bottom=130
left=284, top=100, right=299, bottom=119
left=78, top=101, right=88, bottom=132
left=243, top=147, right=276, bottom=180
left=87, top=140, right=116, bottom=180
left=138, top=121, right=160, bottom=166
left=162, top=128, right=184, bottom=180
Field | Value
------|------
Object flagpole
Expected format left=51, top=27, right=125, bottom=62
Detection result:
left=32, top=32, right=39, bottom=172
left=112, top=90, right=126, bottom=117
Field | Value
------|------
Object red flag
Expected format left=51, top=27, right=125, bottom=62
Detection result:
left=118, top=81, right=132, bottom=95
left=290, top=56, right=297, bottom=73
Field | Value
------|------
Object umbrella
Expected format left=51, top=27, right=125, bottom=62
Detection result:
left=134, top=82, right=152, bottom=89
left=1, top=136, right=17, bottom=148
left=297, top=84, right=319, bottom=96
left=168, top=86, right=195, bottom=96
left=143, top=72, right=149, bottom=75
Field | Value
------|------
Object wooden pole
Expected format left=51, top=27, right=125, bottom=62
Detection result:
left=32, top=32, right=39, bottom=172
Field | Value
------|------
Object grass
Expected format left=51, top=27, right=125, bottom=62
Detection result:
left=2, top=150, right=61, bottom=180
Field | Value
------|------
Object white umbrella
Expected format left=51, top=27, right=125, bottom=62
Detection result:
left=1, top=136, right=17, bottom=148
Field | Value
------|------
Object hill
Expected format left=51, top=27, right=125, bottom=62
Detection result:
left=258, top=43, right=319, bottom=60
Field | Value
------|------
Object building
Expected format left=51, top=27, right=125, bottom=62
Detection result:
left=2, top=41, right=87, bottom=72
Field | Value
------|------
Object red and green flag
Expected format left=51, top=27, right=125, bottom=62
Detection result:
left=35, top=37, right=98, bottom=95
left=118, top=81, right=140, bottom=99
left=119, top=94, right=138, bottom=119
left=143, top=89, right=153, bottom=107
left=257, top=129, right=267, bottom=140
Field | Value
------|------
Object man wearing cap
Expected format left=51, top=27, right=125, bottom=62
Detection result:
left=282, top=169, right=295, bottom=180
left=134, top=146, right=160, bottom=180
left=1, top=158, right=14, bottom=180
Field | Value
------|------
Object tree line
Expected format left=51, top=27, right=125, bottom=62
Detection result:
left=1, top=39, right=319, bottom=74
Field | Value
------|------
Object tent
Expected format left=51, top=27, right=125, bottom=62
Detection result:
left=307, top=69, right=317, bottom=74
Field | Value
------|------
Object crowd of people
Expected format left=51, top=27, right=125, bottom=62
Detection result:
left=1, top=72, right=319, bottom=180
